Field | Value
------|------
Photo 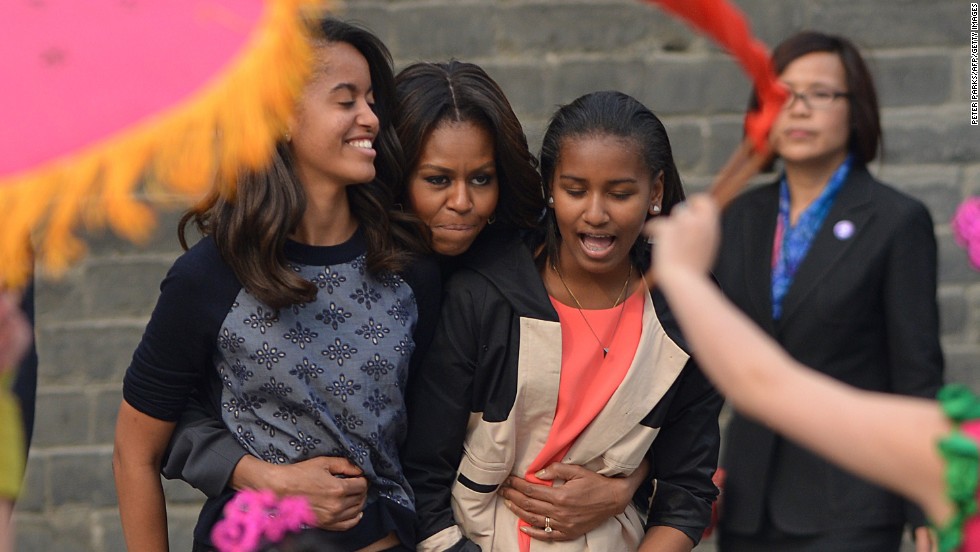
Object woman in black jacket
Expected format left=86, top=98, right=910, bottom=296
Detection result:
left=714, top=31, right=943, bottom=552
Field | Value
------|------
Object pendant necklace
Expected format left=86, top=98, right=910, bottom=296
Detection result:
left=552, top=261, right=632, bottom=358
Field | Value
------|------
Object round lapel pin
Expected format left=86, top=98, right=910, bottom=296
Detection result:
left=833, top=220, right=855, bottom=240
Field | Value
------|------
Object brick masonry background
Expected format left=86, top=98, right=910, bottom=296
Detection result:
left=12, top=1, right=980, bottom=550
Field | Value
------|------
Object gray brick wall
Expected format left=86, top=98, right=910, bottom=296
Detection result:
left=14, top=1, right=979, bottom=550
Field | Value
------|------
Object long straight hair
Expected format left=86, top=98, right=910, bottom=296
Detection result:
left=536, top=91, right=685, bottom=272
left=179, top=18, right=422, bottom=310
left=394, top=60, right=544, bottom=238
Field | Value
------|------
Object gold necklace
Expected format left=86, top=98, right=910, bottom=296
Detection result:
left=552, top=262, right=632, bottom=358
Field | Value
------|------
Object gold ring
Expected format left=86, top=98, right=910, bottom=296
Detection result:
left=544, top=516, right=553, bottom=533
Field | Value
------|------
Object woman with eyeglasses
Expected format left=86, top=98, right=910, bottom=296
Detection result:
left=713, top=31, right=944, bottom=552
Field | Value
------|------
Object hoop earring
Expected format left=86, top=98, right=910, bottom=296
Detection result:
left=487, top=213, right=496, bottom=225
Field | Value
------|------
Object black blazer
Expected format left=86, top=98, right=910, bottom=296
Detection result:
left=714, top=166, right=944, bottom=535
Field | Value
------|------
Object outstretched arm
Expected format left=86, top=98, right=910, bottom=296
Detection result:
left=647, top=195, right=953, bottom=527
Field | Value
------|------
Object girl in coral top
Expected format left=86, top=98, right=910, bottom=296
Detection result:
left=403, top=91, right=722, bottom=552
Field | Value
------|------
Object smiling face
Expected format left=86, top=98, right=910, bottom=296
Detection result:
left=550, top=134, right=663, bottom=277
left=770, top=51, right=852, bottom=170
left=407, top=120, right=499, bottom=256
left=288, top=41, right=380, bottom=188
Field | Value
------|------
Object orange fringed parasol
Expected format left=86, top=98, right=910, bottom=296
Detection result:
left=0, top=0, right=326, bottom=289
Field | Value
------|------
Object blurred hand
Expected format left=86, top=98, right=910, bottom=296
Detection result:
left=913, top=525, right=937, bottom=552
left=500, top=463, right=642, bottom=542
left=645, top=194, right=721, bottom=282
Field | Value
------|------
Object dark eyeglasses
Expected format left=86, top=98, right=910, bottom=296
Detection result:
left=783, top=88, right=850, bottom=110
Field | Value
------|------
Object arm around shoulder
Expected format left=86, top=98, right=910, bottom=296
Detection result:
left=161, top=393, right=247, bottom=498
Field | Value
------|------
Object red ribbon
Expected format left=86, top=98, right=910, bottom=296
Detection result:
left=643, top=0, right=787, bottom=152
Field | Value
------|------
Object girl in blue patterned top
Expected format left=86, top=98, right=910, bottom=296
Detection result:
left=112, top=19, right=439, bottom=552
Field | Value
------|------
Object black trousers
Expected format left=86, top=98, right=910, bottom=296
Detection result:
left=718, top=523, right=905, bottom=552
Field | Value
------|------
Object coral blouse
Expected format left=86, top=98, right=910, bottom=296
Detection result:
left=516, top=288, right=644, bottom=550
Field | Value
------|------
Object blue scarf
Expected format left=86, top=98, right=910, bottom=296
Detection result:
left=771, top=155, right=853, bottom=320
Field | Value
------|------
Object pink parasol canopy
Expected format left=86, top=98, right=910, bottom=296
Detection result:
left=0, top=0, right=323, bottom=288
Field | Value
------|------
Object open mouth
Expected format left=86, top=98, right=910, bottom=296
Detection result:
left=580, top=233, right=616, bottom=253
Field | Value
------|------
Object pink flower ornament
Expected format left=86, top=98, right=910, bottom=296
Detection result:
left=212, top=489, right=317, bottom=552
left=952, top=196, right=980, bottom=271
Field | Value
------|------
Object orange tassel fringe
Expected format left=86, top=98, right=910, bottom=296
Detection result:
left=0, top=0, right=324, bottom=289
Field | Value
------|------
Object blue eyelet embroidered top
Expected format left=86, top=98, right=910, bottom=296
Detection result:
left=771, top=155, right=854, bottom=320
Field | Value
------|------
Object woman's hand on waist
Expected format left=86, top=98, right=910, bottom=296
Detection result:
left=499, top=461, right=645, bottom=541
left=233, top=454, right=367, bottom=530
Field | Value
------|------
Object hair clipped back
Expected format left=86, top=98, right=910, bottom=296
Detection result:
left=536, top=90, right=684, bottom=271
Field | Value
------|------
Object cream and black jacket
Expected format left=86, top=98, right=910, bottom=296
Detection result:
left=403, top=231, right=722, bottom=552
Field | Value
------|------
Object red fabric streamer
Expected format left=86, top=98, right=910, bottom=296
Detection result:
left=643, top=0, right=787, bottom=152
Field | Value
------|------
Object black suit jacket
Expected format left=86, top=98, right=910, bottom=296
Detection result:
left=714, top=166, right=944, bottom=535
